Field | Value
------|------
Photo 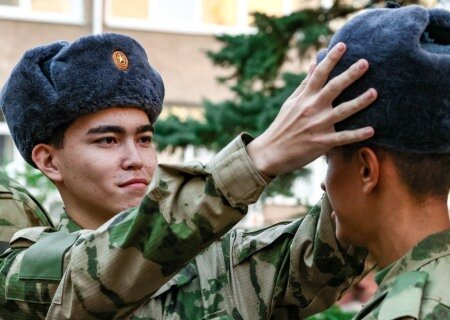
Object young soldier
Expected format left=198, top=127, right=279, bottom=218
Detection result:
left=317, top=5, right=450, bottom=319
left=0, top=33, right=377, bottom=318
left=0, top=172, right=53, bottom=253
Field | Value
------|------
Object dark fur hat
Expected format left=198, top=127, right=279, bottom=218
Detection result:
left=317, top=5, right=450, bottom=154
left=0, top=33, right=165, bottom=166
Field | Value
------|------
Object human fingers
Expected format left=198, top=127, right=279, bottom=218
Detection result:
left=325, top=88, right=377, bottom=124
left=286, top=63, right=317, bottom=101
left=308, top=42, right=346, bottom=90
left=324, top=126, right=375, bottom=147
left=318, top=59, right=369, bottom=103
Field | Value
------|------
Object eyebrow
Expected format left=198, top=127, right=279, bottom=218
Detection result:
left=86, top=124, right=153, bottom=135
left=136, top=124, right=154, bottom=134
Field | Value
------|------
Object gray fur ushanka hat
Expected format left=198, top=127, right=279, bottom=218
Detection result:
left=0, top=33, right=164, bottom=166
left=317, top=5, right=450, bottom=154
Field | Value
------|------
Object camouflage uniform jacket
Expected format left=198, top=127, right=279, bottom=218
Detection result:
left=353, top=228, right=450, bottom=320
left=0, top=172, right=53, bottom=254
left=0, top=135, right=373, bottom=319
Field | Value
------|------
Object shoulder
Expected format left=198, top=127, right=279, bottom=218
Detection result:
left=0, top=172, right=52, bottom=226
left=0, top=173, right=53, bottom=253
left=417, top=253, right=450, bottom=318
left=0, top=230, right=68, bottom=317
left=0, top=171, right=33, bottom=203
left=375, top=254, right=450, bottom=320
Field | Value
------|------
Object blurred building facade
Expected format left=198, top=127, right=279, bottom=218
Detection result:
left=0, top=0, right=448, bottom=224
left=0, top=0, right=321, bottom=164
left=0, top=0, right=327, bottom=224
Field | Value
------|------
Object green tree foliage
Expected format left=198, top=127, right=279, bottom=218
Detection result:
left=155, top=0, right=423, bottom=199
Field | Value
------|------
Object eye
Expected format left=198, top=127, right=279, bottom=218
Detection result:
left=95, top=136, right=117, bottom=145
left=138, top=135, right=153, bottom=144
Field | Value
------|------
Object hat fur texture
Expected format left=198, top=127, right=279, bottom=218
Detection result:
left=0, top=33, right=164, bottom=166
left=317, top=5, right=450, bottom=154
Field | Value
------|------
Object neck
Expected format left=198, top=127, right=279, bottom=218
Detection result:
left=66, top=208, right=108, bottom=230
left=58, top=190, right=111, bottom=230
left=366, top=195, right=450, bottom=268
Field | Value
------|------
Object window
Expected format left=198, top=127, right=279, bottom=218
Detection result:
left=0, top=135, right=14, bottom=167
left=109, top=0, right=149, bottom=19
left=202, top=0, right=238, bottom=26
left=0, top=0, right=84, bottom=25
left=0, top=122, right=14, bottom=167
left=105, top=0, right=295, bottom=35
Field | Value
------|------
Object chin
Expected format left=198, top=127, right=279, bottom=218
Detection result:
left=336, top=234, right=349, bottom=246
left=122, top=199, right=143, bottom=211
left=131, top=194, right=146, bottom=205
left=336, top=229, right=366, bottom=247
left=335, top=227, right=353, bottom=246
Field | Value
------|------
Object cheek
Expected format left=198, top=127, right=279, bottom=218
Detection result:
left=324, top=168, right=336, bottom=196
left=143, top=150, right=158, bottom=176
left=323, top=166, right=344, bottom=213
left=71, top=154, right=117, bottom=186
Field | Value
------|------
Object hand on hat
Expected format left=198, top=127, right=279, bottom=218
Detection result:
left=247, top=42, right=377, bottom=177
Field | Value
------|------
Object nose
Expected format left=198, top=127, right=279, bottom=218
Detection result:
left=320, top=181, right=326, bottom=192
left=122, top=142, right=144, bottom=170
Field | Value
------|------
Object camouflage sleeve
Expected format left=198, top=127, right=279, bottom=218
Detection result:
left=0, top=134, right=267, bottom=319
left=223, top=194, right=375, bottom=319
left=0, top=173, right=53, bottom=253
left=421, top=303, right=450, bottom=320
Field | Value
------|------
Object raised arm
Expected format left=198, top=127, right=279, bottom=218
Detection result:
left=0, top=42, right=377, bottom=319
left=0, top=135, right=266, bottom=319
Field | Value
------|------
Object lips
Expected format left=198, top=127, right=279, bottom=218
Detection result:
left=118, top=178, right=149, bottom=187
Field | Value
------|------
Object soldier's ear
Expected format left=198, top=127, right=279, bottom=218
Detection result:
left=358, top=147, right=380, bottom=194
left=32, top=143, right=63, bottom=183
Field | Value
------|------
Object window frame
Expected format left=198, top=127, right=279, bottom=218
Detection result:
left=0, top=0, right=85, bottom=25
left=104, top=0, right=293, bottom=35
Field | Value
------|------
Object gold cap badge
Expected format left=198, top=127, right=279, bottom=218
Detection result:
left=112, top=51, right=128, bottom=71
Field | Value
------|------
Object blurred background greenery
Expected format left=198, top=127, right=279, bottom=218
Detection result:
left=155, top=0, right=425, bottom=199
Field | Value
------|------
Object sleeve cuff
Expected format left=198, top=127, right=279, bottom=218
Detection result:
left=207, top=133, right=272, bottom=207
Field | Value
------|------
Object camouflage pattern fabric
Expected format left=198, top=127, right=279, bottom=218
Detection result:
left=0, top=172, right=53, bottom=254
left=353, top=228, right=450, bottom=320
left=0, top=135, right=265, bottom=319
left=126, top=195, right=372, bottom=320
left=0, top=136, right=374, bottom=319
left=54, top=194, right=369, bottom=320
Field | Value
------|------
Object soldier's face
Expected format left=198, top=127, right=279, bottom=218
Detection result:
left=322, top=148, right=367, bottom=246
left=53, top=107, right=157, bottom=226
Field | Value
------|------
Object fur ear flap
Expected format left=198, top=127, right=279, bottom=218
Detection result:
left=22, top=41, right=68, bottom=94
left=0, top=41, right=67, bottom=168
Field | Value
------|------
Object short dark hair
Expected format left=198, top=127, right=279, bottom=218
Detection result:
left=341, top=145, right=450, bottom=200
left=41, top=121, right=73, bottom=149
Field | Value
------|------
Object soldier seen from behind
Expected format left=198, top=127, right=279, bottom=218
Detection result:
left=317, top=4, right=450, bottom=319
